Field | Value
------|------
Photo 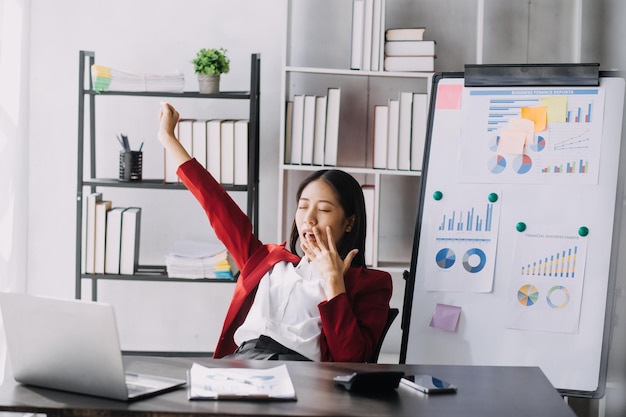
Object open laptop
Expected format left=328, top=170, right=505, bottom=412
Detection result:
left=0, top=292, right=186, bottom=401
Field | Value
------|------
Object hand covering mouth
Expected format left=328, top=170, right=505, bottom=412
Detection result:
left=302, top=230, right=316, bottom=242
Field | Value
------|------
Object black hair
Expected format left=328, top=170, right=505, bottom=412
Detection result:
left=288, top=169, right=367, bottom=267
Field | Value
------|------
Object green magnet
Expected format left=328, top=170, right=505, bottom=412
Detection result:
left=433, top=191, right=443, bottom=201
left=488, top=193, right=498, bottom=203
left=516, top=222, right=526, bottom=232
left=578, top=226, right=589, bottom=237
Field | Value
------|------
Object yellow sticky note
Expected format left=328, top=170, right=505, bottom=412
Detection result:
left=521, top=106, right=547, bottom=132
left=497, top=129, right=526, bottom=155
left=540, top=96, right=568, bottom=122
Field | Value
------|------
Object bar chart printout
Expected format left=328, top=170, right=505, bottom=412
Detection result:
left=506, top=231, right=587, bottom=334
left=424, top=188, right=501, bottom=293
left=458, top=86, right=605, bottom=185
left=438, top=203, right=494, bottom=232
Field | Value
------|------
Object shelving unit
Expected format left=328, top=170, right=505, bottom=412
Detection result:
left=75, top=50, right=260, bottom=301
left=277, top=2, right=432, bottom=272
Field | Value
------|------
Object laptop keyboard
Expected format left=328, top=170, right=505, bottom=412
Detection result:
left=126, top=382, right=155, bottom=396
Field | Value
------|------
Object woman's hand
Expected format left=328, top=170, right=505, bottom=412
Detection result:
left=157, top=102, right=192, bottom=167
left=157, top=101, right=180, bottom=146
left=301, top=225, right=358, bottom=299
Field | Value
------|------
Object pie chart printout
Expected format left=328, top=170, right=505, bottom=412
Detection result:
left=517, top=284, right=539, bottom=307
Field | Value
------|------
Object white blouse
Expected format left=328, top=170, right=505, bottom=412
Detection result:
left=233, top=258, right=327, bottom=361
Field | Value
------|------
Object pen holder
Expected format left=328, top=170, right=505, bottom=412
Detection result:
left=119, top=151, right=142, bottom=181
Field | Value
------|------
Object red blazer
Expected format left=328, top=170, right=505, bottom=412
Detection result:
left=178, top=159, right=392, bottom=362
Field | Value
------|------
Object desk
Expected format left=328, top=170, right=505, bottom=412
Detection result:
left=0, top=356, right=575, bottom=417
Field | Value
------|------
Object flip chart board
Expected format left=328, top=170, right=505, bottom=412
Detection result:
left=400, top=65, right=625, bottom=398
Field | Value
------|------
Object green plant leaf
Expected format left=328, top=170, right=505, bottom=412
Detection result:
left=191, top=48, right=230, bottom=75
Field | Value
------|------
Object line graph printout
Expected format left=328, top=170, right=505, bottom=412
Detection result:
left=505, top=231, right=588, bottom=334
left=423, top=188, right=501, bottom=293
left=457, top=86, right=606, bottom=184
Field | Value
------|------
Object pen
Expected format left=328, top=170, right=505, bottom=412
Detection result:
left=225, top=374, right=256, bottom=385
left=122, top=134, right=130, bottom=152
left=116, top=134, right=125, bottom=149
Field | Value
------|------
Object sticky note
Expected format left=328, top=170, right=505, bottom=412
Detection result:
left=429, top=303, right=462, bottom=332
left=540, top=96, right=568, bottom=123
left=521, top=106, right=548, bottom=132
left=497, top=129, right=526, bottom=154
left=436, top=84, right=463, bottom=110
left=507, top=117, right=534, bottom=140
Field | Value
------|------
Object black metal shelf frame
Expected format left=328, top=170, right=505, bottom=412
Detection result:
left=75, top=50, right=260, bottom=300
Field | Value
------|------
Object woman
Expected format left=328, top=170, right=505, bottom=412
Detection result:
left=157, top=102, right=392, bottom=362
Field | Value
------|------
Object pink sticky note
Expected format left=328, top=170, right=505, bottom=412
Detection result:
left=497, top=129, right=526, bottom=155
left=429, top=303, right=462, bottom=332
left=436, top=84, right=463, bottom=110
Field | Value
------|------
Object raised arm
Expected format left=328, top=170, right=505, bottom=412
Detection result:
left=155, top=101, right=263, bottom=271
left=157, top=101, right=192, bottom=167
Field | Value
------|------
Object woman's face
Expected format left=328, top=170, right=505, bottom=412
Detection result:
left=295, top=179, right=353, bottom=250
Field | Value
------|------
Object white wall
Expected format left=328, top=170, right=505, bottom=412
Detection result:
left=26, top=0, right=286, bottom=351
left=27, top=0, right=284, bottom=293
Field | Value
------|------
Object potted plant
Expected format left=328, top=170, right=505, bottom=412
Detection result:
left=191, top=47, right=230, bottom=94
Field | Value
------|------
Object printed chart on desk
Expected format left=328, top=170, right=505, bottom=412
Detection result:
left=403, top=73, right=624, bottom=397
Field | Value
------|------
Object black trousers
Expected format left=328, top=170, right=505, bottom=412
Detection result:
left=223, top=335, right=312, bottom=361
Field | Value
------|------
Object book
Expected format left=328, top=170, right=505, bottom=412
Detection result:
left=324, top=88, right=341, bottom=166
left=410, top=93, right=429, bottom=171
left=178, top=118, right=194, bottom=167
left=290, top=95, right=305, bottom=164
left=386, top=99, right=399, bottom=170
left=94, top=199, right=112, bottom=274
left=85, top=192, right=102, bottom=274
left=206, top=119, right=223, bottom=182
left=397, top=91, right=414, bottom=170
left=192, top=120, right=208, bottom=169
left=373, top=105, right=388, bottom=169
left=384, top=40, right=436, bottom=57
left=188, top=363, right=297, bottom=401
left=284, top=101, right=293, bottom=164
left=104, top=207, right=126, bottom=274
left=350, top=0, right=365, bottom=70
left=234, top=119, right=249, bottom=185
left=362, top=185, right=376, bottom=266
left=361, top=0, right=374, bottom=71
left=370, top=0, right=385, bottom=71
left=313, top=95, right=327, bottom=165
left=220, top=120, right=235, bottom=185
left=119, top=207, right=141, bottom=275
left=301, top=95, right=317, bottom=165
left=385, top=27, right=426, bottom=41
left=384, top=56, right=434, bottom=72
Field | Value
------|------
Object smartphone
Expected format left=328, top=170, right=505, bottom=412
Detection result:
left=400, top=374, right=457, bottom=394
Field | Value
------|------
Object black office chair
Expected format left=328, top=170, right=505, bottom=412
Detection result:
left=368, top=307, right=400, bottom=363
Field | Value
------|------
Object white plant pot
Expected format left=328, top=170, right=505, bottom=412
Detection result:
left=198, top=74, right=220, bottom=94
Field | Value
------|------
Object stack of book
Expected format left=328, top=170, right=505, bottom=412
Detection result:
left=165, top=240, right=236, bottom=280
left=372, top=90, right=429, bottom=171
left=284, top=87, right=341, bottom=166
left=383, top=28, right=436, bottom=72
left=85, top=193, right=142, bottom=276
left=164, top=118, right=249, bottom=185
left=350, top=0, right=386, bottom=71
left=91, top=64, right=185, bottom=93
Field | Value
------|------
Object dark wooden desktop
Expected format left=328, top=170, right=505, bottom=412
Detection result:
left=0, top=356, right=575, bottom=417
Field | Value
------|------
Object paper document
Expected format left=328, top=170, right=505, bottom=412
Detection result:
left=188, top=363, right=297, bottom=401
